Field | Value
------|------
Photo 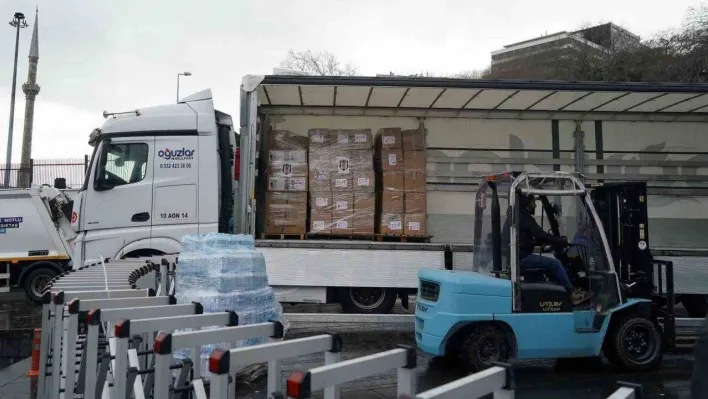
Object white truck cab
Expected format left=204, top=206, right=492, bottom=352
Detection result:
left=72, top=89, right=237, bottom=264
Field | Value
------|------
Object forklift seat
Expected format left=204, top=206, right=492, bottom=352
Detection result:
left=521, top=268, right=549, bottom=282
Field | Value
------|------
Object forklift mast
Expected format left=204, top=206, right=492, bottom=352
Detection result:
left=590, top=182, right=654, bottom=299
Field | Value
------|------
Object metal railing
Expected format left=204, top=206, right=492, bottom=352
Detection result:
left=0, top=156, right=89, bottom=189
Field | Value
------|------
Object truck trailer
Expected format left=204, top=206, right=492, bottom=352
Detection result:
left=67, top=76, right=708, bottom=315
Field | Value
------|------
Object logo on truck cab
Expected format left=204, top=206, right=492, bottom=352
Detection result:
left=158, top=147, right=195, bottom=160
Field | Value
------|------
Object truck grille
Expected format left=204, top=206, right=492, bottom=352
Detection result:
left=419, top=280, right=439, bottom=302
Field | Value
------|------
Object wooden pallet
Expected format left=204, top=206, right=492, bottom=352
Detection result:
left=307, top=234, right=377, bottom=241
left=375, top=234, right=432, bottom=243
left=260, top=233, right=306, bottom=240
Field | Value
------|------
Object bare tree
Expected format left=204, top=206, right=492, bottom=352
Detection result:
left=280, top=50, right=358, bottom=76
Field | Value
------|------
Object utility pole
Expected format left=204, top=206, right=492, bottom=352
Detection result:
left=176, top=72, right=191, bottom=102
left=4, top=12, right=28, bottom=188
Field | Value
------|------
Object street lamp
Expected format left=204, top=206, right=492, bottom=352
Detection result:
left=176, top=72, right=192, bottom=102
left=4, top=12, right=29, bottom=188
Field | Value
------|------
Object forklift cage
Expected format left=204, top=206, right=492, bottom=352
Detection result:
left=477, top=171, right=624, bottom=313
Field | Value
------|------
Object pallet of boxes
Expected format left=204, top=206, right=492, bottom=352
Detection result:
left=309, top=129, right=376, bottom=237
left=264, top=131, right=308, bottom=238
left=375, top=127, right=428, bottom=240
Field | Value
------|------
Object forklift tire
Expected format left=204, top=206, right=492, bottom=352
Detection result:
left=339, top=287, right=397, bottom=314
left=606, top=316, right=663, bottom=372
left=682, top=295, right=708, bottom=318
left=23, top=267, right=58, bottom=304
left=459, top=325, right=510, bottom=372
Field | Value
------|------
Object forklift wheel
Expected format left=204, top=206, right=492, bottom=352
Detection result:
left=606, top=316, right=663, bottom=372
left=459, top=325, right=510, bottom=372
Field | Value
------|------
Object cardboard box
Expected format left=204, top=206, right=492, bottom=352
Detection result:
left=333, top=130, right=351, bottom=149
left=331, top=152, right=352, bottom=176
left=378, top=150, right=403, bottom=172
left=402, top=128, right=426, bottom=151
left=381, top=192, right=404, bottom=214
left=332, top=192, right=354, bottom=212
left=382, top=171, right=404, bottom=191
left=309, top=148, right=331, bottom=192
left=404, top=171, right=426, bottom=192
left=352, top=212, right=375, bottom=235
left=265, top=192, right=307, bottom=234
left=379, top=213, right=404, bottom=235
left=404, top=214, right=426, bottom=236
left=376, top=128, right=402, bottom=150
left=269, top=130, right=308, bottom=150
left=331, top=176, right=352, bottom=191
left=308, top=129, right=334, bottom=149
left=268, top=177, right=307, bottom=192
left=403, top=150, right=426, bottom=172
left=404, top=192, right=427, bottom=214
left=354, top=191, right=376, bottom=214
left=310, top=192, right=332, bottom=211
left=310, top=211, right=332, bottom=234
left=269, top=150, right=307, bottom=163
left=350, top=129, right=373, bottom=150
left=268, top=161, right=308, bottom=178
left=331, top=210, right=354, bottom=235
left=351, top=150, right=374, bottom=170
left=353, top=171, right=375, bottom=192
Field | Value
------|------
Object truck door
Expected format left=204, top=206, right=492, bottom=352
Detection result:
left=82, top=136, right=155, bottom=235
left=151, top=136, right=200, bottom=238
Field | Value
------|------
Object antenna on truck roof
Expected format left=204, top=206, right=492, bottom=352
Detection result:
left=102, top=109, right=141, bottom=119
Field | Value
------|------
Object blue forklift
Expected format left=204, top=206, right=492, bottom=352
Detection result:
left=415, top=171, right=677, bottom=372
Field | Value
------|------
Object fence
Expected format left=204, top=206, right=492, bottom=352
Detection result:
left=0, top=156, right=89, bottom=189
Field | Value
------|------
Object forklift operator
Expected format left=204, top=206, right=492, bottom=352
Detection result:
left=518, top=194, right=589, bottom=305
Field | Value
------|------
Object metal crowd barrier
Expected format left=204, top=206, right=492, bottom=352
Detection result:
left=281, top=345, right=417, bottom=399
left=207, top=332, right=343, bottom=399
left=152, top=320, right=288, bottom=399
left=36, top=255, right=176, bottom=399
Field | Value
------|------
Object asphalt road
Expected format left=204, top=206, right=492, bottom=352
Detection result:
left=0, top=291, right=698, bottom=399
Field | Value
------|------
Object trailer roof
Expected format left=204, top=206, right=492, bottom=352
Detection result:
left=245, top=75, right=708, bottom=120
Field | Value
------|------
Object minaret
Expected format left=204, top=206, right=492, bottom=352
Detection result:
left=19, top=8, right=40, bottom=188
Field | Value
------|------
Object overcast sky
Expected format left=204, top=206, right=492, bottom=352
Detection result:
left=0, top=0, right=703, bottom=160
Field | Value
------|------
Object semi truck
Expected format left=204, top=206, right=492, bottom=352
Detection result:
left=61, top=76, right=708, bottom=315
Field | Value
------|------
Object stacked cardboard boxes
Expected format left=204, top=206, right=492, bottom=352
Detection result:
left=402, top=128, right=427, bottom=236
left=309, top=129, right=375, bottom=235
left=376, top=128, right=405, bottom=235
left=265, top=130, right=308, bottom=235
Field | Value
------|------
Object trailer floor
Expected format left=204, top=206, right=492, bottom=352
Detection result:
left=0, top=291, right=698, bottom=399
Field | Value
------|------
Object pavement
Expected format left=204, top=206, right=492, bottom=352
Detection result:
left=0, top=290, right=698, bottom=399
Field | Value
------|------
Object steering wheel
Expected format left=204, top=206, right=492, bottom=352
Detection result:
left=553, top=236, right=571, bottom=260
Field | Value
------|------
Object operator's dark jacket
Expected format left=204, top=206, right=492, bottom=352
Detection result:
left=692, top=316, right=708, bottom=398
left=518, top=210, right=567, bottom=259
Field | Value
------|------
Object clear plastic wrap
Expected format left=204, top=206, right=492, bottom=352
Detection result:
left=174, top=233, right=289, bottom=379
left=376, top=128, right=428, bottom=236
left=308, top=129, right=375, bottom=236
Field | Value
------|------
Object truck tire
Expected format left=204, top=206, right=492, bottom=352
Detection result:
left=459, top=325, right=510, bottom=373
left=339, top=287, right=397, bottom=314
left=23, top=267, right=58, bottom=304
left=606, top=316, right=663, bottom=372
left=682, top=295, right=708, bottom=318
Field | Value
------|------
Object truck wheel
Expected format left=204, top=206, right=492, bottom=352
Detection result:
left=24, top=268, right=58, bottom=304
left=682, top=295, right=708, bottom=318
left=459, top=325, right=510, bottom=372
left=339, top=287, right=397, bottom=314
left=606, top=316, right=663, bottom=372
